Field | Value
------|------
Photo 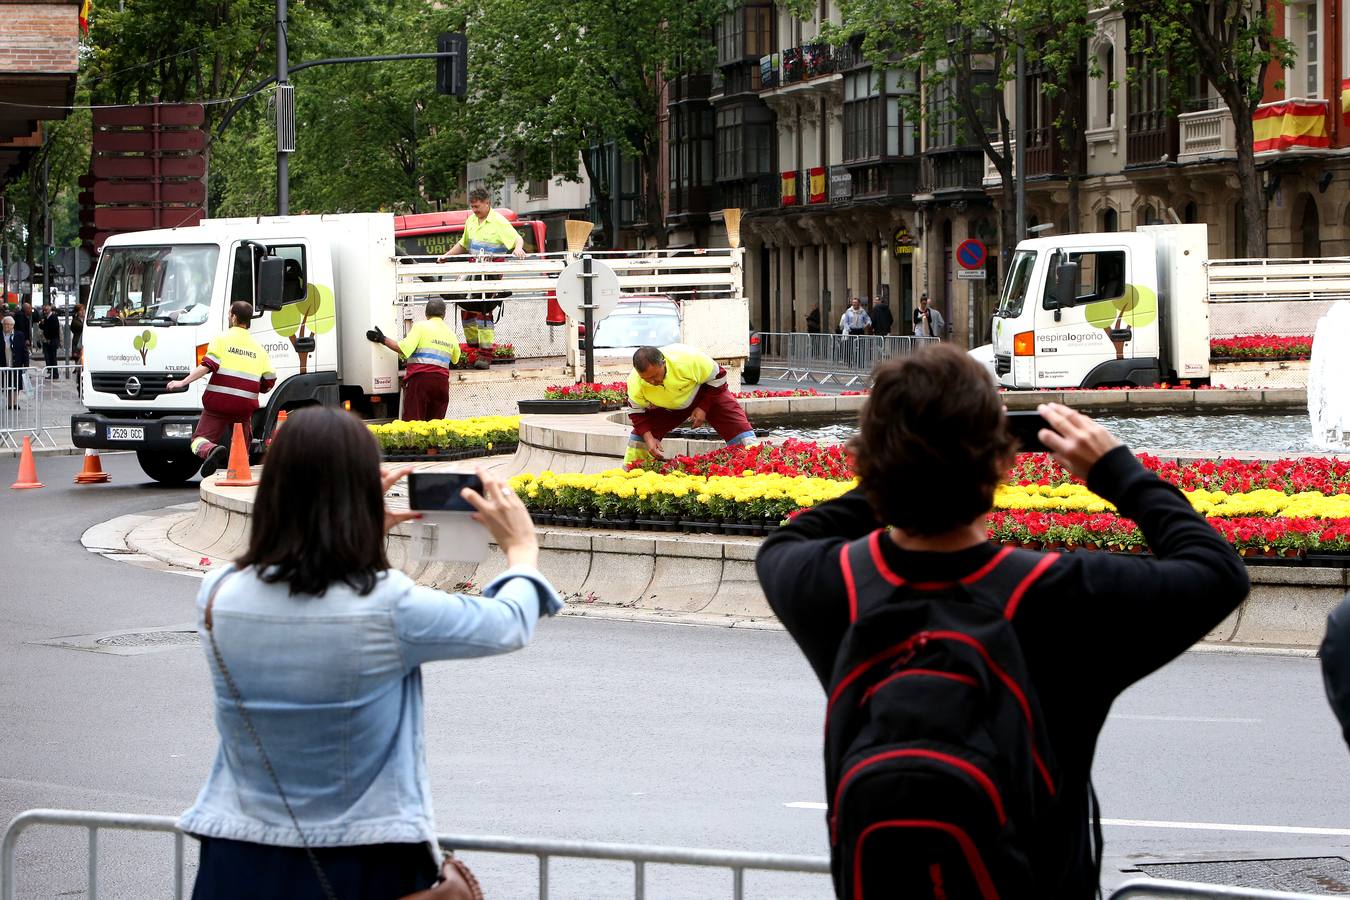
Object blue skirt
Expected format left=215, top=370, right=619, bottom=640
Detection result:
left=191, top=836, right=438, bottom=900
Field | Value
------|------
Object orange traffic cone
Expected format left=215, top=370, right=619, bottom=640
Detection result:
left=267, top=409, right=288, bottom=448
left=74, top=448, right=112, bottom=484
left=10, top=436, right=44, bottom=489
left=214, top=423, right=259, bottom=487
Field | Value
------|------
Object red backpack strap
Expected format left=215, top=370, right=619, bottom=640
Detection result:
left=841, top=530, right=908, bottom=623
left=961, top=547, right=1060, bottom=620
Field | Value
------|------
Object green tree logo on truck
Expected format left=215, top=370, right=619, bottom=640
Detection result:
left=1085, top=285, right=1157, bottom=360
left=270, top=283, right=335, bottom=373
left=131, top=330, right=157, bottom=365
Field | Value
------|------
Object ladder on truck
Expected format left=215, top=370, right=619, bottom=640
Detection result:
left=1207, top=256, right=1350, bottom=338
left=392, top=248, right=748, bottom=370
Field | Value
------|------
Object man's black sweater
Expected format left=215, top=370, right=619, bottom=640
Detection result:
left=755, top=447, right=1250, bottom=897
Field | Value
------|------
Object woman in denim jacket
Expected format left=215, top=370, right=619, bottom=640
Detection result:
left=179, top=406, right=562, bottom=899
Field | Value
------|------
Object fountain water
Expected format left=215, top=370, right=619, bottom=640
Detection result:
left=1308, top=300, right=1350, bottom=451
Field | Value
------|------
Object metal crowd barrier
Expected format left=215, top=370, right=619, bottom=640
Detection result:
left=0, top=363, right=80, bottom=451
left=1108, top=879, right=1329, bottom=899
left=758, top=332, right=938, bottom=385
left=1, top=808, right=831, bottom=900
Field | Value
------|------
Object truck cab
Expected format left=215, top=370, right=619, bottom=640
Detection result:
left=72, top=214, right=398, bottom=482
left=991, top=224, right=1209, bottom=389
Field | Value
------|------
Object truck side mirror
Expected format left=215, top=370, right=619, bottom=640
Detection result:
left=256, top=257, right=286, bottom=311
left=1052, top=261, right=1080, bottom=308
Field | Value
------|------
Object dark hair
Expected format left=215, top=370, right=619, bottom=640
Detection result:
left=425, top=298, right=447, bottom=318
left=469, top=187, right=491, bottom=204
left=849, top=344, right=1016, bottom=535
left=236, top=406, right=389, bottom=596
left=230, top=300, right=254, bottom=328
left=633, top=346, right=664, bottom=370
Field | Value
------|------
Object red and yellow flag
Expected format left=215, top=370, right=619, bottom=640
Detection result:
left=79, top=0, right=91, bottom=34
left=1253, top=99, right=1330, bottom=152
left=808, top=166, right=826, bottom=204
left=1341, top=79, right=1350, bottom=128
left=781, top=170, right=798, bottom=206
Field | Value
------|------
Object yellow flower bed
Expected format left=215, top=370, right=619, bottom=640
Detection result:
left=369, top=416, right=521, bottom=453
left=995, top=482, right=1350, bottom=520
left=510, top=468, right=854, bottom=520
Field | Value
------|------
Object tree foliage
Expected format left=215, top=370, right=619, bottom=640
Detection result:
left=465, top=0, right=725, bottom=247
left=1126, top=0, right=1294, bottom=256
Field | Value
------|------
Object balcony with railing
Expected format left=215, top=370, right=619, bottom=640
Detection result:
left=1177, top=101, right=1236, bottom=164
left=848, top=161, right=920, bottom=201
left=919, top=151, right=986, bottom=196
left=760, top=43, right=839, bottom=95
left=1126, top=107, right=1179, bottom=168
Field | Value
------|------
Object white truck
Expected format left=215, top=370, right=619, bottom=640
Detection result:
left=72, top=212, right=747, bottom=482
left=989, top=223, right=1350, bottom=389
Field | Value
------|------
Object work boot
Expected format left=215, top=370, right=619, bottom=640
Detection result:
left=200, top=444, right=228, bottom=477
left=472, top=357, right=491, bottom=370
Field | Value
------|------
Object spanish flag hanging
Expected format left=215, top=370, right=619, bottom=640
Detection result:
left=1252, top=99, right=1330, bottom=152
left=808, top=166, right=826, bottom=204
left=781, top=170, right=798, bottom=206
left=1341, top=79, right=1350, bottom=128
left=79, top=0, right=91, bottom=34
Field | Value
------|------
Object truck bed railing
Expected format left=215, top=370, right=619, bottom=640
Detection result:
left=1207, top=256, right=1350, bottom=303
left=393, top=250, right=744, bottom=303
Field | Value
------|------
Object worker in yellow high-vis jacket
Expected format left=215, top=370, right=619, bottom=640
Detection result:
left=625, top=344, right=755, bottom=465
left=368, top=298, right=460, bottom=420
left=436, top=188, right=526, bottom=369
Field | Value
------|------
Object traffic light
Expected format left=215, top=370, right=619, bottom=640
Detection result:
left=437, top=33, right=467, bottom=97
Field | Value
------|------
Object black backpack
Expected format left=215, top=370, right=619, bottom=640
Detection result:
left=824, top=530, right=1061, bottom=899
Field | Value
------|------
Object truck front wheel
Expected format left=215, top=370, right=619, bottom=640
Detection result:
left=137, top=450, right=202, bottom=484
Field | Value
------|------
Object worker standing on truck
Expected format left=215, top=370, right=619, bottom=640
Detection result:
left=435, top=188, right=526, bottom=370
left=166, top=301, right=276, bottom=477
left=366, top=298, right=460, bottom=421
left=625, top=344, right=756, bottom=465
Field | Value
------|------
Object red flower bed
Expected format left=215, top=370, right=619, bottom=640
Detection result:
left=735, top=388, right=821, bottom=398
left=1009, top=452, right=1350, bottom=496
left=1210, top=334, right=1313, bottom=360
left=989, top=509, right=1350, bottom=555
left=630, top=439, right=853, bottom=479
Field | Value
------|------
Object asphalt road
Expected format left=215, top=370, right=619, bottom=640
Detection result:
left=3, top=452, right=1350, bottom=898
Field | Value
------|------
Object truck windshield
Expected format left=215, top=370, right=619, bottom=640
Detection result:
left=88, top=245, right=219, bottom=326
left=996, top=250, right=1037, bottom=318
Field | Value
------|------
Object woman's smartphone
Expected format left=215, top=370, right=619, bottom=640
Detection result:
left=1006, top=410, right=1054, bottom=453
left=407, top=473, right=484, bottom=512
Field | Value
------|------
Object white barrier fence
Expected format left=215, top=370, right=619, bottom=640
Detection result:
left=1, top=808, right=830, bottom=900
left=0, top=363, right=79, bottom=450
left=757, top=332, right=939, bottom=385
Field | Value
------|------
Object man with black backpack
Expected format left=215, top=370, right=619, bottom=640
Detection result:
left=756, top=344, right=1249, bottom=898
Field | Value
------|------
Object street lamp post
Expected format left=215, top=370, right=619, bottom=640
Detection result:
left=276, top=0, right=290, bottom=215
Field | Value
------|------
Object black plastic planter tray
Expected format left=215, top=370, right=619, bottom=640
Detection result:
left=381, top=443, right=518, bottom=463
left=518, top=399, right=602, bottom=414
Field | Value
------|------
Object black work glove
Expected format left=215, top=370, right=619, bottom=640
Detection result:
left=366, top=326, right=385, bottom=344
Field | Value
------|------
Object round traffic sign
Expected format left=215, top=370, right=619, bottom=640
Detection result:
left=556, top=256, right=622, bottom=323
left=956, top=238, right=987, bottom=270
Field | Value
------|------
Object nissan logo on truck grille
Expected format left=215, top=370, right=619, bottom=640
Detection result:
left=91, top=372, right=174, bottom=400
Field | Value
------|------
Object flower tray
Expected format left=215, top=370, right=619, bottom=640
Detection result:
left=634, top=517, right=680, bottom=532
left=518, top=399, right=602, bottom=415
left=382, top=443, right=518, bottom=463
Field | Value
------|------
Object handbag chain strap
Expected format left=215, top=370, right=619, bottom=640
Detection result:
left=205, top=571, right=340, bottom=900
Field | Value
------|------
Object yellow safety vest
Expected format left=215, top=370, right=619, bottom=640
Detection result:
left=458, top=209, right=522, bottom=254
left=202, top=326, right=276, bottom=414
left=398, top=316, right=461, bottom=375
left=627, top=344, right=723, bottom=411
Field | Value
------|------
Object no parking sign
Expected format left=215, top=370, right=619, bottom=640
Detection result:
left=956, top=238, right=987, bottom=280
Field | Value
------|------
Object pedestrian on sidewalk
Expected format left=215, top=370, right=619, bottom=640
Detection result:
left=166, top=301, right=276, bottom=477
left=625, top=343, right=755, bottom=464
left=839, top=297, right=871, bottom=336
left=869, top=297, right=894, bottom=337
left=367, top=297, right=460, bottom=421
left=70, top=303, right=85, bottom=380
left=755, top=344, right=1249, bottom=898
left=913, top=292, right=946, bottom=339
left=39, top=304, right=61, bottom=379
left=179, top=406, right=562, bottom=900
left=1, top=315, right=30, bottom=410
